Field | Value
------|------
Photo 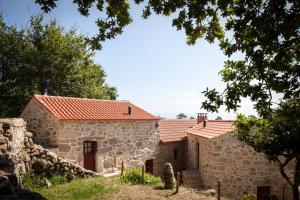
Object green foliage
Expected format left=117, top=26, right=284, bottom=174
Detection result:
left=22, top=171, right=70, bottom=190
left=176, top=113, right=187, bottom=119
left=0, top=15, right=117, bottom=117
left=234, top=98, right=300, bottom=159
left=35, top=176, right=114, bottom=200
left=21, top=171, right=46, bottom=191
left=234, top=98, right=300, bottom=199
left=32, top=1, right=299, bottom=115
left=242, top=193, right=256, bottom=200
left=118, top=167, right=161, bottom=185
left=48, top=174, right=68, bottom=186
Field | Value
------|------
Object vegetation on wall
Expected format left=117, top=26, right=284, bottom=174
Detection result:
left=0, top=15, right=117, bottom=117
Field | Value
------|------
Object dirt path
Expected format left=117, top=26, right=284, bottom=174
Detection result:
left=103, top=178, right=230, bottom=200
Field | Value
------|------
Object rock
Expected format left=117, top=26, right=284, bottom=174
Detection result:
left=32, top=159, right=49, bottom=173
left=0, top=137, right=8, bottom=145
left=0, top=175, right=13, bottom=195
left=25, top=132, right=33, bottom=138
left=28, top=138, right=33, bottom=146
left=43, top=178, right=52, bottom=188
left=205, top=189, right=216, bottom=196
left=0, top=144, right=8, bottom=153
left=162, top=163, right=175, bottom=189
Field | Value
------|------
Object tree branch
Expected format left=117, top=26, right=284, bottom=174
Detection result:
left=275, top=156, right=294, bottom=187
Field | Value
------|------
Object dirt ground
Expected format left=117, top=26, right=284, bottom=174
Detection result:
left=103, top=178, right=231, bottom=200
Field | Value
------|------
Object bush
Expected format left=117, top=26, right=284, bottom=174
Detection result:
left=21, top=170, right=46, bottom=191
left=242, top=193, right=256, bottom=200
left=118, top=167, right=161, bottom=185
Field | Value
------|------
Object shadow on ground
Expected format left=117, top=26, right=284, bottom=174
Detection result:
left=0, top=189, right=46, bottom=200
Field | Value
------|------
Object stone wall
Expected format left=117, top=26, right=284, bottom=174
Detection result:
left=153, top=141, right=186, bottom=177
left=187, top=133, right=294, bottom=200
left=20, top=98, right=59, bottom=147
left=55, top=120, right=160, bottom=174
left=0, top=118, right=95, bottom=196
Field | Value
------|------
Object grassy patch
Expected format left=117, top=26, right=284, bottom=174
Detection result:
left=48, top=174, right=68, bottom=186
left=36, top=176, right=115, bottom=200
left=118, top=167, right=161, bottom=185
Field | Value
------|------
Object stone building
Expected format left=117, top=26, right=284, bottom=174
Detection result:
left=155, top=113, right=293, bottom=199
left=185, top=114, right=293, bottom=200
left=20, top=95, right=160, bottom=174
left=153, top=119, right=197, bottom=177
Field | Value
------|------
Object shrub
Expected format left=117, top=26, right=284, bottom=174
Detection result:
left=118, top=167, right=161, bottom=185
left=242, top=193, right=256, bottom=200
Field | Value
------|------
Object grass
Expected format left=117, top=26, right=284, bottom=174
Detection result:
left=36, top=176, right=115, bottom=200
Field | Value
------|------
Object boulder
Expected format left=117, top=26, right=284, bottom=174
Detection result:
left=162, top=163, right=175, bottom=189
left=205, top=189, right=217, bottom=196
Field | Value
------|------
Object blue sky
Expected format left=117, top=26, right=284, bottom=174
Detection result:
left=0, top=0, right=257, bottom=119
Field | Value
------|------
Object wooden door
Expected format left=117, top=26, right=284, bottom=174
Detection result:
left=145, top=159, right=153, bottom=174
left=257, top=186, right=270, bottom=200
left=84, top=141, right=97, bottom=172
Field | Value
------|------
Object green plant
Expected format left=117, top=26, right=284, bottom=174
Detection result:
left=118, top=167, right=161, bottom=185
left=242, top=193, right=256, bottom=200
left=48, top=174, right=68, bottom=186
left=21, top=170, right=46, bottom=191
left=36, top=176, right=114, bottom=200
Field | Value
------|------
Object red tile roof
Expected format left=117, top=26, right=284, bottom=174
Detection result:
left=32, top=95, right=160, bottom=121
left=159, top=119, right=197, bottom=143
left=185, top=120, right=234, bottom=139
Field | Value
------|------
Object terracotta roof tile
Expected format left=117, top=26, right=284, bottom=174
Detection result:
left=185, top=120, right=234, bottom=139
left=159, top=119, right=197, bottom=143
left=32, top=95, right=159, bottom=121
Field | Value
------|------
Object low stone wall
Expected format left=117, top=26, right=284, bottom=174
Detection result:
left=0, top=118, right=95, bottom=195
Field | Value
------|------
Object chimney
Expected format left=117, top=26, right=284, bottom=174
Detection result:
left=128, top=106, right=132, bottom=115
left=197, top=113, right=207, bottom=124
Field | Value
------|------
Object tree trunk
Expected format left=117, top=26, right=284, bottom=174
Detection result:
left=293, top=157, right=300, bottom=200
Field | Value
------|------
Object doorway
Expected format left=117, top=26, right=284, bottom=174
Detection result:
left=257, top=186, right=270, bottom=200
left=83, top=141, right=97, bottom=172
left=145, top=159, right=154, bottom=174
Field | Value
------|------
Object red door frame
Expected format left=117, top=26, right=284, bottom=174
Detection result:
left=83, top=141, right=97, bottom=172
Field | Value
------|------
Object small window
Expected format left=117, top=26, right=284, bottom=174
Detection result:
left=84, top=141, right=93, bottom=153
left=174, top=149, right=178, bottom=160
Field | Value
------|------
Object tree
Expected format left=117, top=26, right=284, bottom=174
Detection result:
left=215, top=116, right=222, bottom=120
left=235, top=98, right=300, bottom=200
left=0, top=15, right=117, bottom=117
left=176, top=113, right=187, bottom=119
left=33, top=0, right=299, bottom=111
